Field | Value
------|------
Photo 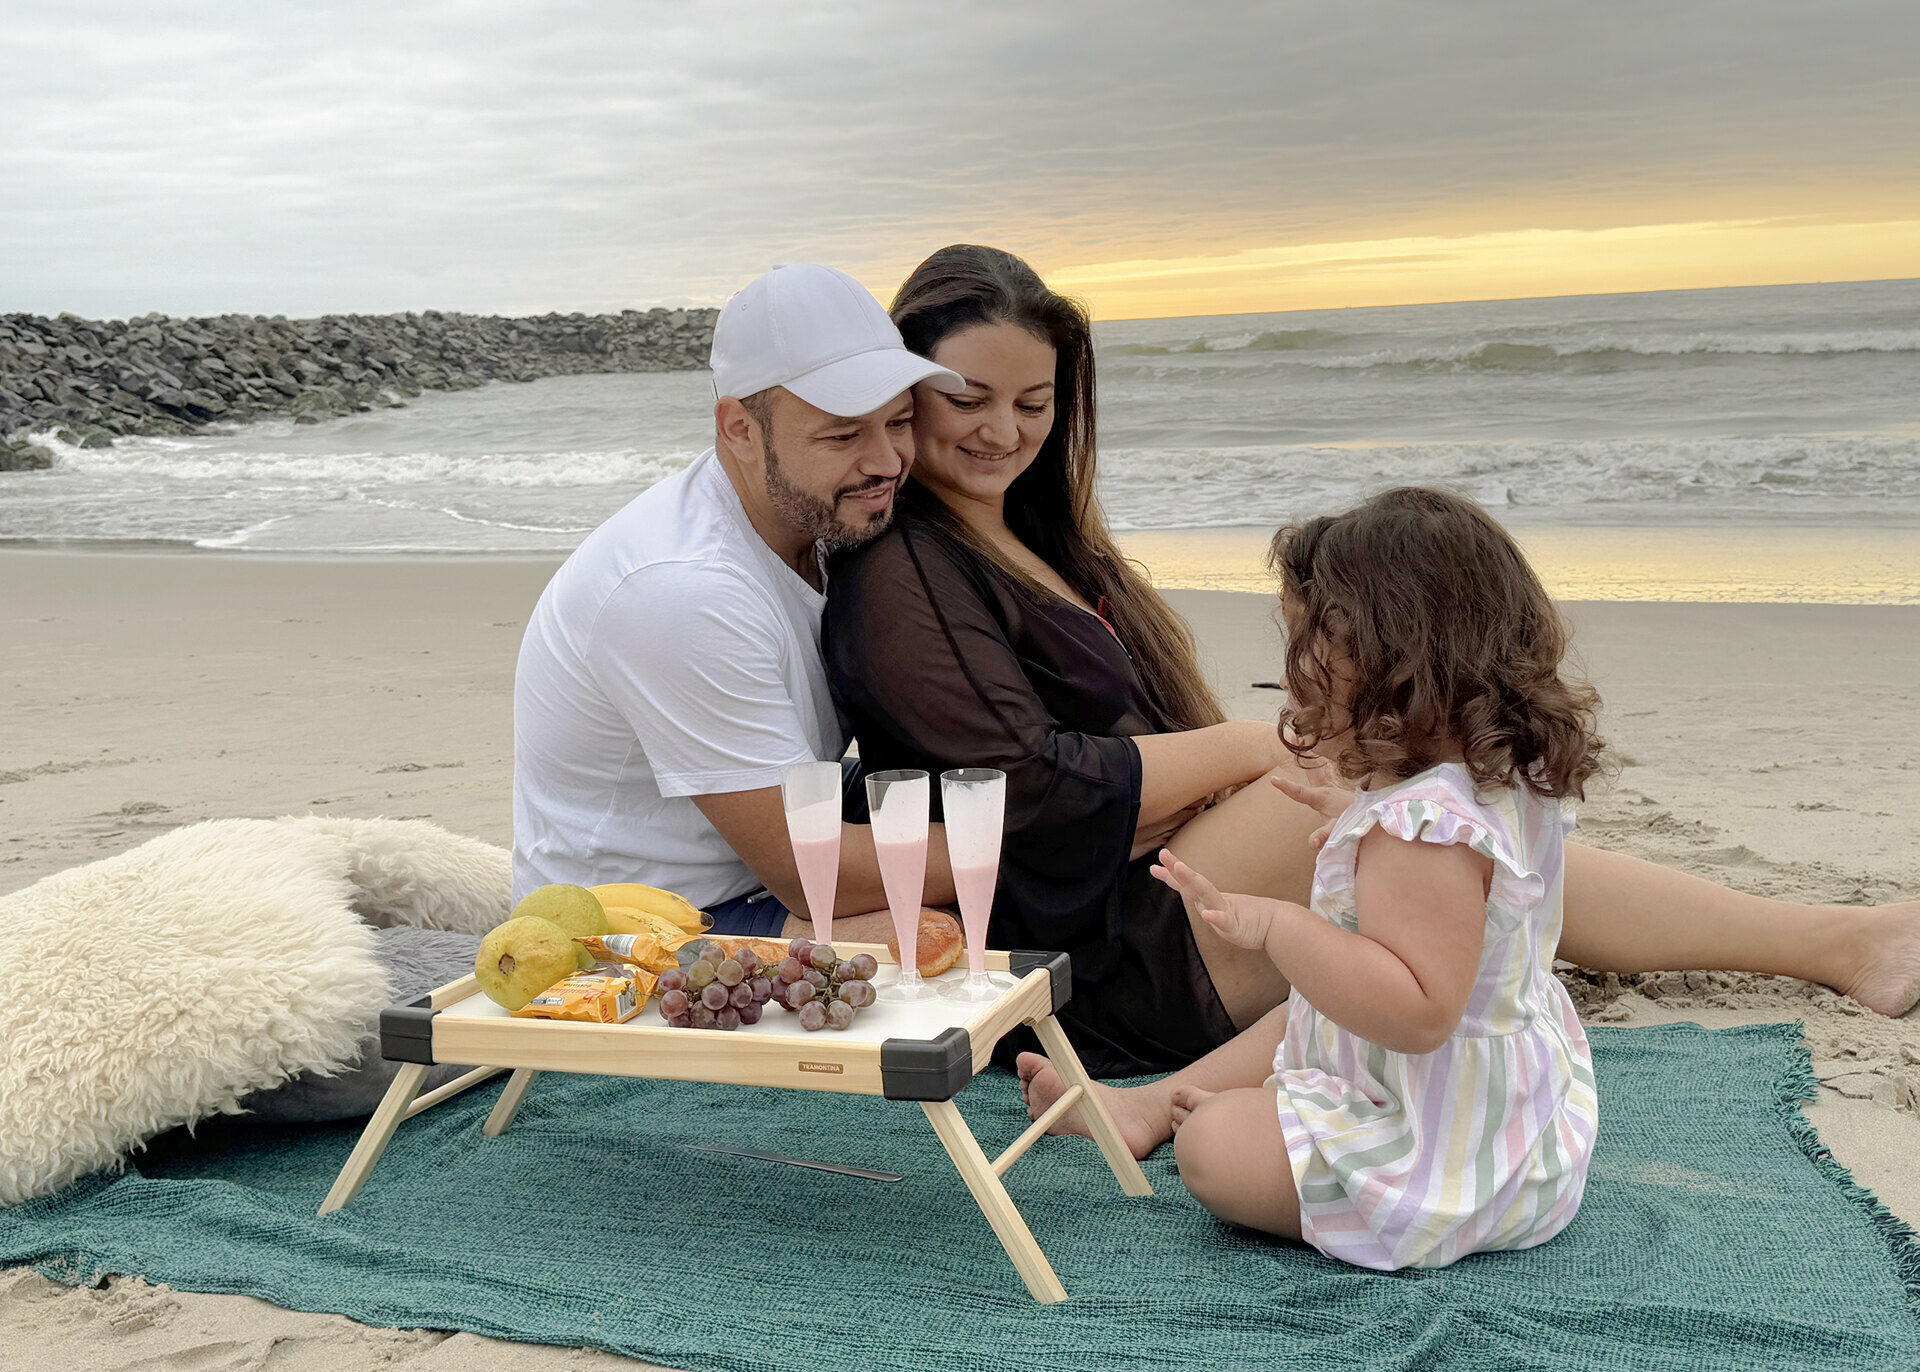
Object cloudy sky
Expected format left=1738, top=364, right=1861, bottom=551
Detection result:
left=5, top=1, right=1916, bottom=320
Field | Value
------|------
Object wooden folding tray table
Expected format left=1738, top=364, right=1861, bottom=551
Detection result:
left=318, top=945, right=1151, bottom=1303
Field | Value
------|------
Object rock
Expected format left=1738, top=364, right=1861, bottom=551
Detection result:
left=289, top=390, right=334, bottom=424
left=52, top=423, right=115, bottom=449
left=0, top=304, right=716, bottom=437
left=0, top=440, right=55, bottom=471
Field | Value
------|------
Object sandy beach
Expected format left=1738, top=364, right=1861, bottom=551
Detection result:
left=4, top=547, right=1917, bottom=1368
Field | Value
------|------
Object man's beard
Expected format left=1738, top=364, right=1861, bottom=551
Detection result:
left=763, top=441, right=898, bottom=551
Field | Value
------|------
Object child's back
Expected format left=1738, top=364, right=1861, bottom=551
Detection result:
left=1278, top=762, right=1598, bottom=1270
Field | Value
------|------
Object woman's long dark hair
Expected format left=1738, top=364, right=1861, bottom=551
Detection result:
left=890, top=245, right=1224, bottom=732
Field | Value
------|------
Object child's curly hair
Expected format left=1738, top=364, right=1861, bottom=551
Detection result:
left=1270, top=487, right=1606, bottom=800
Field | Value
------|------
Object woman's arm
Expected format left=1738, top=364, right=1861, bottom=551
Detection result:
left=1154, top=831, right=1490, bottom=1054
left=1133, top=721, right=1292, bottom=835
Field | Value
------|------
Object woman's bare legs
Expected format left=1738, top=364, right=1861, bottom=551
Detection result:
left=1558, top=843, right=1920, bottom=1018
left=1158, top=764, right=1920, bottom=1026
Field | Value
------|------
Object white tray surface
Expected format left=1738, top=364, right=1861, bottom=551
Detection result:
left=437, top=964, right=1028, bottom=1049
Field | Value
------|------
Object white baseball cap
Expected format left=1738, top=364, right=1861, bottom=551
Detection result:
left=710, top=264, right=964, bottom=418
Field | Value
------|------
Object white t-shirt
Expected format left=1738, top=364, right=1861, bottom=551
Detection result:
left=512, top=449, right=845, bottom=907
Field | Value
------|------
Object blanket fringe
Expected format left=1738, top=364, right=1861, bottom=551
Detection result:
left=1776, top=1024, right=1920, bottom=1305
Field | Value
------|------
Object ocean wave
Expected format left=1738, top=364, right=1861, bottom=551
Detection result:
left=44, top=439, right=699, bottom=490
left=1244, top=328, right=1349, bottom=352
left=1097, top=432, right=1920, bottom=530
left=1101, top=328, right=1920, bottom=373
left=354, top=494, right=597, bottom=535
left=193, top=514, right=296, bottom=549
left=1440, top=331, right=1920, bottom=370
left=1104, top=327, right=1348, bottom=357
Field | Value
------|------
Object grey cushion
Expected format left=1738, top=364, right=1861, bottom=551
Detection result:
left=235, top=927, right=484, bottom=1123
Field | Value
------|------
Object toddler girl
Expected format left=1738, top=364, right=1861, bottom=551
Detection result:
left=1152, top=486, right=1604, bottom=1270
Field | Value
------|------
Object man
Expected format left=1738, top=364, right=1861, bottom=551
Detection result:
left=512, top=264, right=962, bottom=938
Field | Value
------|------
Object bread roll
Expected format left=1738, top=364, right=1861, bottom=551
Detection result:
left=885, top=908, right=965, bottom=977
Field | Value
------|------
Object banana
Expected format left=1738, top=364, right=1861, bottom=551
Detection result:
left=599, top=904, right=687, bottom=941
left=589, top=883, right=711, bottom=934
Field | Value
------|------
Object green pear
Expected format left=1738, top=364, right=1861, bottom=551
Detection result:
left=475, top=916, right=580, bottom=1011
left=513, top=883, right=609, bottom=971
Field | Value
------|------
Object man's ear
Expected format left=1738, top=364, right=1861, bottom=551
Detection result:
left=715, top=397, right=761, bottom=467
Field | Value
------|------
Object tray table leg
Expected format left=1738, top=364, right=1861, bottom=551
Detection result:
left=1030, top=1014, right=1153, bottom=1197
left=921, top=1099, right=1068, bottom=1304
left=318, top=1061, right=431, bottom=1216
left=403, top=1065, right=507, bottom=1120
left=484, top=1067, right=539, bottom=1137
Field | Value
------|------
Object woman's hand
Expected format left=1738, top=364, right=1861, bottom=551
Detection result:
left=1152, top=848, right=1275, bottom=951
left=1272, top=771, right=1354, bottom=853
left=1131, top=801, right=1206, bottom=861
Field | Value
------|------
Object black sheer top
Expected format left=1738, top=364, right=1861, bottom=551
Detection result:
left=824, top=505, right=1235, bottom=1075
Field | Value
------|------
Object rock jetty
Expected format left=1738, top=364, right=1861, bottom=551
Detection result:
left=0, top=308, right=718, bottom=469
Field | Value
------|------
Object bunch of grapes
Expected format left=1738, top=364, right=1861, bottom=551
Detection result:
left=655, top=941, right=774, bottom=1031
left=655, top=939, right=878, bottom=1032
left=768, top=939, right=878, bottom=1032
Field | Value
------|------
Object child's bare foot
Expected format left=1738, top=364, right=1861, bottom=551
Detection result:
left=1015, top=1052, right=1175, bottom=1160
left=1839, top=902, right=1920, bottom=1018
left=1169, top=1083, right=1216, bottom=1128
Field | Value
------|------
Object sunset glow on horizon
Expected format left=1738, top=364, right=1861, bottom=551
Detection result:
left=1034, top=217, right=1920, bottom=322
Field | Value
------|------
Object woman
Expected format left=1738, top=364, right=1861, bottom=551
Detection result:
left=822, top=243, right=1920, bottom=1080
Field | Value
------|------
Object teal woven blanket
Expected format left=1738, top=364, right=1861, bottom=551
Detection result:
left=4, top=1024, right=1916, bottom=1371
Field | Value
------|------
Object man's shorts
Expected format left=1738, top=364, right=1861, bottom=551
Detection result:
left=702, top=757, right=869, bottom=939
left=703, top=888, right=794, bottom=938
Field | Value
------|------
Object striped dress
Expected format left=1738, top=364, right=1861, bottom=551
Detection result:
left=1274, top=762, right=1598, bottom=1270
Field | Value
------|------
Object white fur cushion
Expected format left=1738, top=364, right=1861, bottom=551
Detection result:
left=0, top=816, right=510, bottom=1206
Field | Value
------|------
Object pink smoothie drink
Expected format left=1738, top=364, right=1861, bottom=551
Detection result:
left=791, top=836, right=840, bottom=943
left=874, top=837, right=929, bottom=965
left=940, top=773, right=1005, bottom=979
left=783, top=795, right=842, bottom=945
left=951, top=863, right=998, bottom=976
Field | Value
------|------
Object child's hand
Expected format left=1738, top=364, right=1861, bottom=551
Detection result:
left=1151, top=849, right=1273, bottom=951
left=1272, top=771, right=1353, bottom=853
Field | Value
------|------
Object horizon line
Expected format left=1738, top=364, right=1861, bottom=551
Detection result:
left=8, top=272, right=1915, bottom=329
left=1082, top=274, right=1920, bottom=325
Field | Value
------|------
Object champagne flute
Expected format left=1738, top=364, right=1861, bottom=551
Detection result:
left=939, top=768, right=1014, bottom=1001
left=780, top=760, right=843, bottom=948
left=865, top=768, right=933, bottom=1002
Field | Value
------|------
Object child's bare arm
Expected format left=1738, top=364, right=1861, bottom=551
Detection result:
left=1342, top=829, right=1490, bottom=1050
left=1154, top=833, right=1489, bottom=1054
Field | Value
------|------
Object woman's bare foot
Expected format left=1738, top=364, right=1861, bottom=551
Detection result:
left=1015, top=1052, right=1176, bottom=1160
left=1168, top=1083, right=1216, bottom=1127
left=1839, top=902, right=1920, bottom=1018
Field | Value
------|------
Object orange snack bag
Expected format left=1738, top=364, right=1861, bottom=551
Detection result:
left=575, top=931, right=690, bottom=973
left=510, top=967, right=653, bottom=1023
left=702, top=935, right=791, bottom=966
left=577, top=931, right=793, bottom=976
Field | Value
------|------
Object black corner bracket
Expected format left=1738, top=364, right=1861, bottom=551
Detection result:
left=880, top=1026, right=973, bottom=1101
left=379, top=994, right=438, bottom=1065
left=1008, top=950, right=1072, bottom=1015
